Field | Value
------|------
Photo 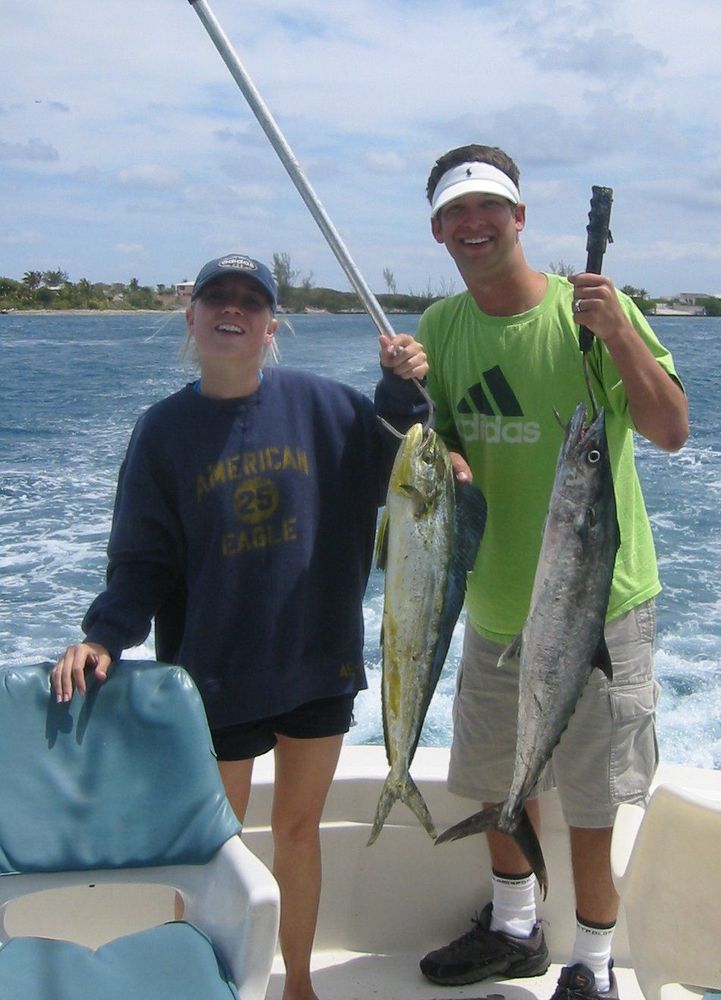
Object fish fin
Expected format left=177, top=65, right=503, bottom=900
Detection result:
left=436, top=802, right=549, bottom=899
left=413, top=483, right=488, bottom=758
left=402, top=772, right=437, bottom=841
left=367, top=775, right=397, bottom=846
left=592, top=635, right=613, bottom=681
left=401, top=483, right=428, bottom=518
left=380, top=683, right=392, bottom=766
left=375, top=509, right=389, bottom=571
left=367, top=771, right=436, bottom=845
left=452, top=482, right=488, bottom=574
left=435, top=802, right=503, bottom=844
left=511, top=806, right=549, bottom=900
left=498, top=633, right=522, bottom=667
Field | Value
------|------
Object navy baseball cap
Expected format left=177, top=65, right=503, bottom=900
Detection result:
left=190, top=253, right=278, bottom=312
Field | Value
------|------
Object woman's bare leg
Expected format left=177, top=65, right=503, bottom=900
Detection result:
left=271, top=733, right=343, bottom=1000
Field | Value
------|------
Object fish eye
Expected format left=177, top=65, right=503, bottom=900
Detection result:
left=587, top=449, right=601, bottom=464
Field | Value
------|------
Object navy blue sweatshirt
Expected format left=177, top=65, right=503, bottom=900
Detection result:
left=83, top=365, right=425, bottom=729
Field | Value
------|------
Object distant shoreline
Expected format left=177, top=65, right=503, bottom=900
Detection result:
left=1, top=308, right=184, bottom=316
left=1, top=308, right=370, bottom=317
left=2, top=306, right=715, bottom=319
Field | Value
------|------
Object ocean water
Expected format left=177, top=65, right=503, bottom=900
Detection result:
left=1, top=310, right=718, bottom=769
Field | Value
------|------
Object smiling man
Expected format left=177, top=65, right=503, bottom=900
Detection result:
left=415, top=144, right=688, bottom=1000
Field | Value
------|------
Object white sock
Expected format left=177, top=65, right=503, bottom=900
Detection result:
left=570, top=918, right=615, bottom=992
left=489, top=871, right=538, bottom=938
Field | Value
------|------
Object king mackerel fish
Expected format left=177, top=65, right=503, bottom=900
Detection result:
left=435, top=403, right=620, bottom=899
left=368, top=423, right=487, bottom=845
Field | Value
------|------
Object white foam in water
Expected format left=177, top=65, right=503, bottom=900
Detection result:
left=1, top=312, right=718, bottom=772
left=655, top=648, right=721, bottom=768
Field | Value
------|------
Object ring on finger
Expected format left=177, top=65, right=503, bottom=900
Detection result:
left=574, top=298, right=583, bottom=313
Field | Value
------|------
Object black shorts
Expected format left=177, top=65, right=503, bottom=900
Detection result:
left=211, top=693, right=356, bottom=761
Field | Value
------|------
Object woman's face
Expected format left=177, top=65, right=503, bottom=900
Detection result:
left=186, top=274, right=277, bottom=368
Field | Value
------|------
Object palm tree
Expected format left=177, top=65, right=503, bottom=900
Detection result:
left=22, top=271, right=43, bottom=290
left=42, top=269, right=69, bottom=287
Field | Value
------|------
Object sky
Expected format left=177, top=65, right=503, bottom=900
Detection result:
left=3, top=0, right=721, bottom=299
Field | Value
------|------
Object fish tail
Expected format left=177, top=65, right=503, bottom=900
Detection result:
left=435, top=802, right=503, bottom=844
left=367, top=771, right=436, bottom=846
left=367, top=776, right=397, bottom=846
left=435, top=803, right=548, bottom=899
left=512, top=806, right=548, bottom=900
left=402, top=772, right=437, bottom=841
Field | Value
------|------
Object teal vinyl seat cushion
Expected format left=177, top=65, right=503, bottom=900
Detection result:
left=0, top=922, right=239, bottom=1000
left=0, top=662, right=279, bottom=1000
left=0, top=661, right=240, bottom=874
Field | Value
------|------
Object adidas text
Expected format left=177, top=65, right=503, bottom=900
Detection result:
left=458, top=414, right=541, bottom=444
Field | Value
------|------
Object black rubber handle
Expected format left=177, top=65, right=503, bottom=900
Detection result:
left=579, top=185, right=613, bottom=353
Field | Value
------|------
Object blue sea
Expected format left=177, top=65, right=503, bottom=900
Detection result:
left=1, top=310, right=719, bottom=768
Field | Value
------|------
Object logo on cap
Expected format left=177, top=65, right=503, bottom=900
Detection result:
left=217, top=255, right=258, bottom=273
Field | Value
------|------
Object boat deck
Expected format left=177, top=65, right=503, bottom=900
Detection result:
left=247, top=747, right=628, bottom=999
left=5, top=745, right=719, bottom=999
left=249, top=747, right=720, bottom=1000
left=267, top=951, right=645, bottom=1000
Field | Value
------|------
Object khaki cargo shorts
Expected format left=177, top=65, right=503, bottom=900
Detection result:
left=447, top=600, right=660, bottom=828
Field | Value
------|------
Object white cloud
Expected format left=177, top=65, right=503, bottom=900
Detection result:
left=117, top=165, right=183, bottom=190
left=1, top=0, right=720, bottom=294
left=0, top=229, right=43, bottom=247
left=0, top=138, right=58, bottom=162
left=114, top=243, right=147, bottom=256
left=364, top=151, right=406, bottom=174
left=528, top=27, right=666, bottom=81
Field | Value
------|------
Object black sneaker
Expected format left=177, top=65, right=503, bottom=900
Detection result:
left=550, top=962, right=618, bottom=1000
left=419, top=903, right=550, bottom=985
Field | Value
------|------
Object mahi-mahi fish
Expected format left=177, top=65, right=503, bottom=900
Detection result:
left=368, top=422, right=487, bottom=845
left=435, top=402, right=620, bottom=899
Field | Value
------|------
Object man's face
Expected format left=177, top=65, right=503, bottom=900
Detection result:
left=431, top=192, right=525, bottom=273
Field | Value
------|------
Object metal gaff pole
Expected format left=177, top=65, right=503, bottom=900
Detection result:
left=187, top=0, right=396, bottom=342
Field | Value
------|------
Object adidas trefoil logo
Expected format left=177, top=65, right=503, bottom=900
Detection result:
left=457, top=366, right=540, bottom=444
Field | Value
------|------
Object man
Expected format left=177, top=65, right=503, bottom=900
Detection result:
left=416, top=145, right=688, bottom=999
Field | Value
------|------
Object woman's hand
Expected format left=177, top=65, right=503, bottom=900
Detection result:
left=379, top=333, right=428, bottom=381
left=51, top=642, right=112, bottom=703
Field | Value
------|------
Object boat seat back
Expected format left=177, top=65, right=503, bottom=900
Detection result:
left=611, top=783, right=721, bottom=1000
left=0, top=660, right=240, bottom=874
left=0, top=661, right=279, bottom=1000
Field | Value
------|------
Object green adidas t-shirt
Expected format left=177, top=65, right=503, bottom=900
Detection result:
left=417, top=273, right=681, bottom=644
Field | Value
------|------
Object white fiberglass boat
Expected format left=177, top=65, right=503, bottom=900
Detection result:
left=4, top=740, right=720, bottom=1000
left=248, top=746, right=721, bottom=1000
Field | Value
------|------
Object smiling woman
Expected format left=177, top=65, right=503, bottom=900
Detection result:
left=49, top=254, right=430, bottom=1000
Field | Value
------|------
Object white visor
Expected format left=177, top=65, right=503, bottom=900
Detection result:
left=431, top=161, right=520, bottom=215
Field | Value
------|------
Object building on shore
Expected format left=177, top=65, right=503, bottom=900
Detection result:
left=653, top=292, right=719, bottom=316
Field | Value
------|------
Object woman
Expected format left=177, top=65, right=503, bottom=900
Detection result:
left=52, top=252, right=428, bottom=1000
